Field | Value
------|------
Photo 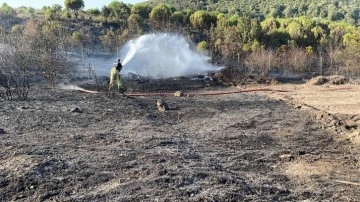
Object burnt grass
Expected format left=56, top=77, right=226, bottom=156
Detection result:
left=0, top=77, right=359, bottom=201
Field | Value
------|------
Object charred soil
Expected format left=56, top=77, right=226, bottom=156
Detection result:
left=0, top=78, right=359, bottom=201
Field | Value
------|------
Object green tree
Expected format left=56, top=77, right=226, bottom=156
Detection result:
left=64, top=0, right=84, bottom=11
left=342, top=29, right=360, bottom=75
left=261, top=17, right=280, bottom=34
left=236, top=17, right=261, bottom=51
left=170, top=11, right=184, bottom=25
left=131, top=4, right=152, bottom=19
left=190, top=10, right=216, bottom=30
left=108, top=1, right=131, bottom=20
left=149, top=3, right=172, bottom=30
left=64, top=0, right=84, bottom=18
left=44, top=4, right=62, bottom=20
left=128, top=14, right=144, bottom=34
left=286, top=20, right=303, bottom=40
left=0, top=3, right=16, bottom=16
left=87, top=8, right=100, bottom=16
left=101, top=6, right=111, bottom=18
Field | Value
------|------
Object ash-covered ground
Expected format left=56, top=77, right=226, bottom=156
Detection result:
left=0, top=77, right=359, bottom=201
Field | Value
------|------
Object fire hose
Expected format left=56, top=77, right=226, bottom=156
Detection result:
left=76, top=88, right=292, bottom=96
left=76, top=86, right=353, bottom=96
left=123, top=88, right=291, bottom=97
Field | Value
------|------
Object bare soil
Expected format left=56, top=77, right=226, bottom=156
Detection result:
left=1, top=78, right=360, bottom=201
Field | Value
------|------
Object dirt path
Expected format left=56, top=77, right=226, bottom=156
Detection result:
left=257, top=83, right=360, bottom=115
left=0, top=81, right=359, bottom=201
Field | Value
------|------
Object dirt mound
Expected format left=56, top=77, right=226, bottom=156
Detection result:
left=307, top=75, right=348, bottom=85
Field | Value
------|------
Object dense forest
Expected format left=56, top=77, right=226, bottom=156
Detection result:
left=1, top=0, right=360, bottom=100
left=149, top=0, right=360, bottom=25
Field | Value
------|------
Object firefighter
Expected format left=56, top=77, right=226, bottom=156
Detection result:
left=109, top=58, right=123, bottom=92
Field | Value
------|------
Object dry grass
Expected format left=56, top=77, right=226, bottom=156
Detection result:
left=0, top=155, right=36, bottom=177
left=347, top=130, right=360, bottom=146
left=284, top=160, right=333, bottom=184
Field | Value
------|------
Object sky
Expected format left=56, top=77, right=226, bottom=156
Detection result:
left=0, top=0, right=146, bottom=9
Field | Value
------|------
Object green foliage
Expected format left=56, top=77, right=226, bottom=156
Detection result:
left=261, top=17, right=280, bottom=34
left=44, top=5, right=63, bottom=20
left=87, top=8, right=101, bottom=16
left=101, top=6, right=111, bottom=17
left=149, top=3, right=172, bottom=24
left=170, top=11, right=184, bottom=25
left=131, top=4, right=152, bottom=19
left=108, top=1, right=131, bottom=20
left=26, top=7, right=36, bottom=18
left=63, top=11, right=72, bottom=18
left=71, top=30, right=85, bottom=42
left=148, top=0, right=360, bottom=25
left=64, top=0, right=84, bottom=12
left=45, top=8, right=55, bottom=20
left=11, top=25, right=22, bottom=34
left=197, top=40, right=208, bottom=51
left=0, top=3, right=16, bottom=16
left=228, top=14, right=239, bottom=26
left=190, top=10, right=217, bottom=30
left=128, top=13, right=144, bottom=32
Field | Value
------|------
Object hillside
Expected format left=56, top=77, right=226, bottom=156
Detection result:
left=148, top=0, right=360, bottom=24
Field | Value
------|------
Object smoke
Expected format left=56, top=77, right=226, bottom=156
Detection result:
left=117, top=33, right=222, bottom=79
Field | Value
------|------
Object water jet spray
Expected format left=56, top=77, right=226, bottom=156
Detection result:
left=119, top=33, right=222, bottom=79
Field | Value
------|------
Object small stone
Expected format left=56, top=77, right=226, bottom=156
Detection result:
left=279, top=154, right=294, bottom=161
left=174, top=91, right=184, bottom=97
left=345, top=120, right=358, bottom=128
left=297, top=150, right=306, bottom=156
left=18, top=106, right=29, bottom=110
left=353, top=116, right=360, bottom=122
left=0, top=128, right=5, bottom=134
left=70, top=107, right=83, bottom=113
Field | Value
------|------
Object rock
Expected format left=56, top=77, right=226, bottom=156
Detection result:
left=279, top=154, right=294, bottom=161
left=18, top=106, right=29, bottom=110
left=344, top=119, right=358, bottom=130
left=297, top=150, right=306, bottom=156
left=174, top=91, right=184, bottom=97
left=156, top=99, right=169, bottom=112
left=70, top=107, right=83, bottom=113
left=315, top=111, right=326, bottom=120
left=353, top=115, right=360, bottom=122
left=0, top=128, right=5, bottom=134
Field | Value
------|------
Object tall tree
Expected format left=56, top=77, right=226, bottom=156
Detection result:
left=108, top=1, right=131, bottom=20
left=190, top=10, right=216, bottom=30
left=131, top=4, right=152, bottom=19
left=149, top=3, right=172, bottom=30
left=64, top=0, right=84, bottom=18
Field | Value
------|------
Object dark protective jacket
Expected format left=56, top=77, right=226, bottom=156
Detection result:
left=115, top=62, right=123, bottom=71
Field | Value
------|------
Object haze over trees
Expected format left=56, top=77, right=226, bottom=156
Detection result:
left=0, top=0, right=360, bottom=100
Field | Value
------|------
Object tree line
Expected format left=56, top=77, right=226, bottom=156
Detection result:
left=149, top=0, right=360, bottom=26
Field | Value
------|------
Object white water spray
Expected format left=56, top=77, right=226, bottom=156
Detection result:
left=58, top=84, right=87, bottom=91
left=119, top=33, right=222, bottom=79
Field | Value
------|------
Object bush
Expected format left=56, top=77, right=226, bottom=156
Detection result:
left=197, top=41, right=208, bottom=54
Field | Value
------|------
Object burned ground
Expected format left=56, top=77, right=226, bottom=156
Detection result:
left=0, top=78, right=359, bottom=201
